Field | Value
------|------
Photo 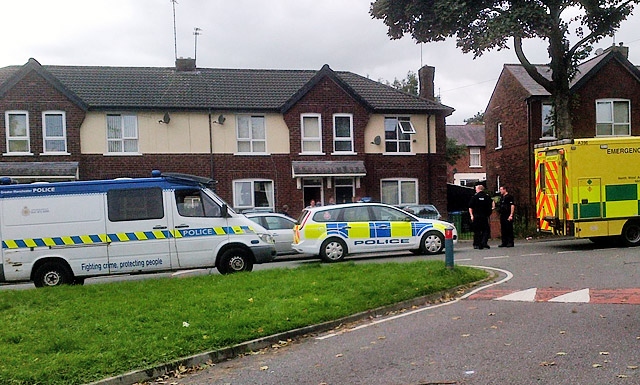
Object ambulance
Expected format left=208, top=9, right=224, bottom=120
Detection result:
left=292, top=202, right=456, bottom=262
left=535, top=137, right=640, bottom=246
left=0, top=171, right=276, bottom=287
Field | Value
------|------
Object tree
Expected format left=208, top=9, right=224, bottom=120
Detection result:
left=465, top=111, right=485, bottom=124
left=383, top=70, right=419, bottom=96
left=446, top=137, right=466, bottom=166
left=370, top=0, right=638, bottom=139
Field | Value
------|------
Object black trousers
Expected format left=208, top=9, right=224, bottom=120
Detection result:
left=500, top=216, right=514, bottom=246
left=472, top=216, right=490, bottom=247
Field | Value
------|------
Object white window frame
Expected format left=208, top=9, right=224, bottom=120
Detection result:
left=541, top=103, right=556, bottom=139
left=5, top=110, right=31, bottom=155
left=332, top=113, right=354, bottom=154
left=496, top=122, right=503, bottom=150
left=106, top=113, right=139, bottom=154
left=301, top=113, right=323, bottom=154
left=469, top=147, right=481, bottom=167
left=236, top=115, right=267, bottom=154
left=384, top=117, right=413, bottom=154
left=42, top=111, right=68, bottom=154
left=380, top=178, right=418, bottom=205
left=596, top=99, right=631, bottom=136
left=233, top=179, right=274, bottom=211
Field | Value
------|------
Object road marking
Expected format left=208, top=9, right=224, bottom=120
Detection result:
left=548, top=288, right=590, bottom=303
left=455, top=258, right=473, bottom=261
left=484, top=255, right=509, bottom=260
left=316, top=265, right=514, bottom=340
left=557, top=250, right=580, bottom=254
left=522, top=253, right=544, bottom=256
left=496, top=287, right=537, bottom=302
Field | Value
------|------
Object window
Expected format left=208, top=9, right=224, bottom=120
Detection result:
left=381, top=179, right=418, bottom=205
left=233, top=179, right=274, bottom=211
left=596, top=99, right=630, bottom=136
left=333, top=114, right=353, bottom=153
left=107, top=188, right=164, bottom=221
left=469, top=147, right=481, bottom=167
left=175, top=189, right=221, bottom=217
left=496, top=123, right=503, bottom=149
left=301, top=114, right=322, bottom=153
left=237, top=115, right=266, bottom=153
left=540, top=104, right=555, bottom=139
left=107, top=113, right=138, bottom=153
left=384, top=117, right=412, bottom=153
left=42, top=111, right=67, bottom=153
left=5, top=111, right=30, bottom=154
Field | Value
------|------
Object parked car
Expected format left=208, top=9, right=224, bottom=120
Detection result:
left=293, top=202, right=457, bottom=262
left=397, top=204, right=442, bottom=220
left=245, top=212, right=298, bottom=256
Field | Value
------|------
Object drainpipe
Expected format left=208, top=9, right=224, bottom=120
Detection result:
left=208, top=108, right=215, bottom=190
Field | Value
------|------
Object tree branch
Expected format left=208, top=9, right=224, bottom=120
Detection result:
left=513, top=36, right=553, bottom=92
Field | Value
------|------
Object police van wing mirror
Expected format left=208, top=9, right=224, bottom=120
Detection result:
left=221, top=204, right=229, bottom=218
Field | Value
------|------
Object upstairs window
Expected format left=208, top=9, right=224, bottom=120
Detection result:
left=237, top=115, right=266, bottom=153
left=301, top=114, right=322, bottom=154
left=5, top=111, right=30, bottom=154
left=496, top=123, right=503, bottom=149
left=470, top=147, right=481, bottom=167
left=333, top=114, right=354, bottom=153
left=384, top=117, right=412, bottom=153
left=541, top=103, right=556, bottom=139
left=107, top=113, right=138, bottom=153
left=43, top=111, right=67, bottom=153
left=596, top=99, right=630, bottom=136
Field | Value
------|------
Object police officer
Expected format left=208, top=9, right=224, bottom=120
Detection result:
left=498, top=185, right=515, bottom=247
left=468, top=183, right=493, bottom=249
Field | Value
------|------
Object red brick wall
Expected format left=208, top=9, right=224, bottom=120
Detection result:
left=0, top=70, right=85, bottom=159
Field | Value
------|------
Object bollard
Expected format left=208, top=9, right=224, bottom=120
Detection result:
left=444, top=226, right=454, bottom=270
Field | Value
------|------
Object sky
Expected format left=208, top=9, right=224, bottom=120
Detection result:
left=2, top=0, right=639, bottom=124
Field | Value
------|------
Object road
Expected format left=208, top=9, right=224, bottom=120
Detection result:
left=147, top=238, right=640, bottom=384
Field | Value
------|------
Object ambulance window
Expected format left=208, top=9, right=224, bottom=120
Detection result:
left=175, top=189, right=221, bottom=217
left=539, top=164, right=546, bottom=191
left=107, top=187, right=164, bottom=221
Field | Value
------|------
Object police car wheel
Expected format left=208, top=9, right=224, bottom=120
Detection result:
left=320, top=238, right=347, bottom=262
left=33, top=262, right=73, bottom=287
left=420, top=231, right=444, bottom=255
left=218, top=248, right=254, bottom=274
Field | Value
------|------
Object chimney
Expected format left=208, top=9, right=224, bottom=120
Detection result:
left=418, top=65, right=436, bottom=101
left=604, top=42, right=629, bottom=58
left=175, top=57, right=196, bottom=71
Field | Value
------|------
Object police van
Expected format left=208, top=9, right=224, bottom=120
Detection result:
left=292, top=202, right=457, bottom=262
left=0, top=171, right=276, bottom=287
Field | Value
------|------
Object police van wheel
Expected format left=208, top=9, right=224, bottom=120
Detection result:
left=420, top=231, right=444, bottom=255
left=218, top=248, right=254, bottom=274
left=620, top=221, right=640, bottom=247
left=33, top=262, right=73, bottom=287
left=320, top=238, right=347, bottom=262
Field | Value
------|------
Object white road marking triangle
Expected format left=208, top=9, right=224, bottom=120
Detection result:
left=548, top=288, right=590, bottom=303
left=496, top=288, right=537, bottom=302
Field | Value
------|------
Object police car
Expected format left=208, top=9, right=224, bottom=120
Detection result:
left=292, top=202, right=457, bottom=262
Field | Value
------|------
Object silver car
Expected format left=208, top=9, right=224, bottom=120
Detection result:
left=245, top=212, right=298, bottom=256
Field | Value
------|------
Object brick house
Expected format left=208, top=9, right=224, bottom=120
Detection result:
left=0, top=59, right=453, bottom=218
left=484, top=44, right=640, bottom=223
left=446, top=124, right=486, bottom=186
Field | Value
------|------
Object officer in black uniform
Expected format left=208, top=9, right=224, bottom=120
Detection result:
left=468, top=183, right=493, bottom=249
left=498, top=185, right=515, bottom=247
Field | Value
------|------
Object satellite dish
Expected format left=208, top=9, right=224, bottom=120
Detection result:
left=217, top=114, right=226, bottom=125
left=595, top=48, right=604, bottom=56
left=162, top=112, right=171, bottom=124
left=372, top=135, right=381, bottom=145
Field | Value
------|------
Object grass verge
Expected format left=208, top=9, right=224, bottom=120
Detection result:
left=0, top=260, right=488, bottom=385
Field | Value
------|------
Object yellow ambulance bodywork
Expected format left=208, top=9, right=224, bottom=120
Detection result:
left=534, top=137, right=640, bottom=245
